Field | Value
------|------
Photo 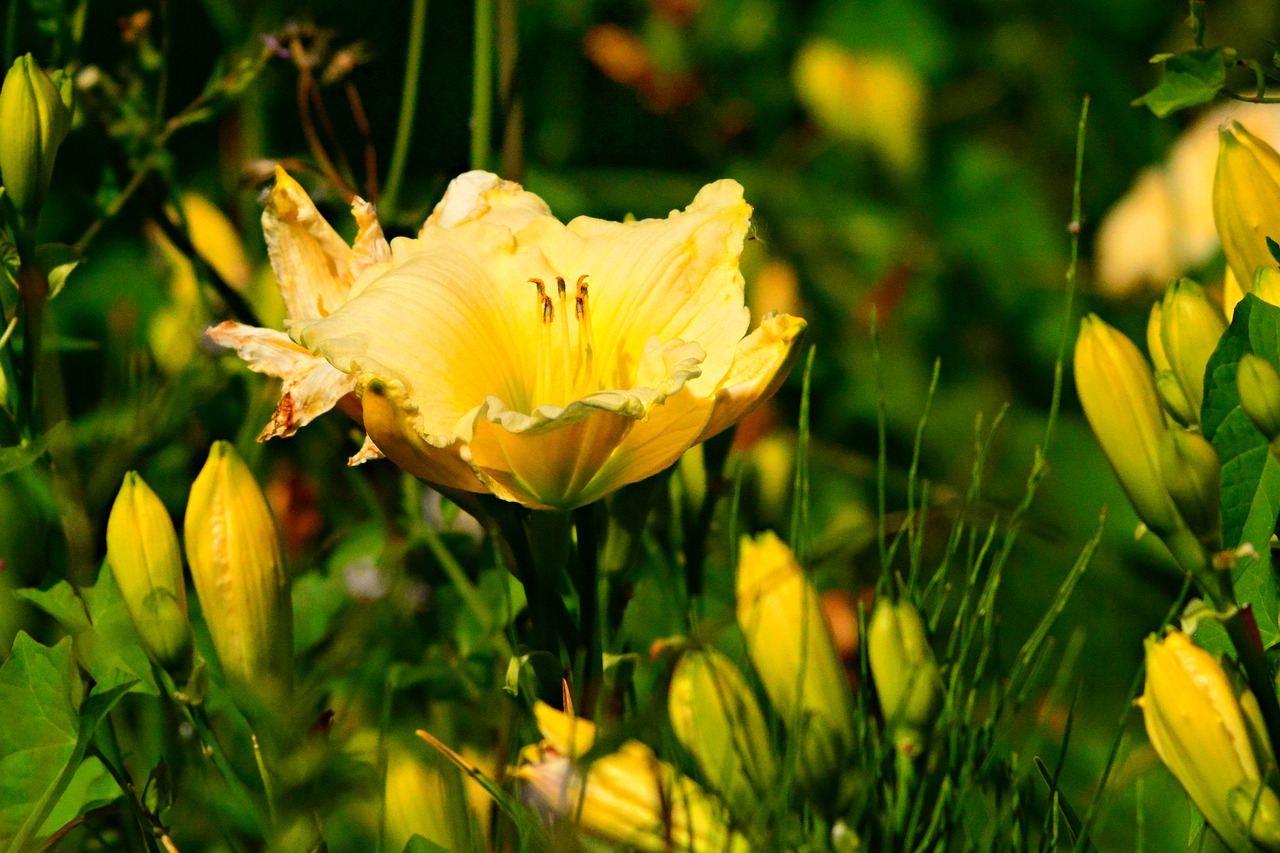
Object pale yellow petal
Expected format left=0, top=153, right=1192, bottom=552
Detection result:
left=350, top=197, right=391, bottom=279
left=422, top=170, right=552, bottom=232
left=264, top=167, right=354, bottom=322
left=698, top=312, right=807, bottom=442
left=349, top=435, right=383, bottom=466
left=207, top=321, right=357, bottom=439
left=360, top=379, right=488, bottom=494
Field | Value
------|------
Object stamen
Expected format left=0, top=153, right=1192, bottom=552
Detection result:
left=555, top=277, right=571, bottom=401
left=576, top=275, right=594, bottom=386
left=526, top=273, right=598, bottom=408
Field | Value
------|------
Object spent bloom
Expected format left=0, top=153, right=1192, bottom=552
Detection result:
left=1140, top=631, right=1280, bottom=852
left=512, top=702, right=748, bottom=853
left=212, top=169, right=806, bottom=510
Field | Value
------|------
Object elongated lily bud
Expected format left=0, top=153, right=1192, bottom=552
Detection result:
left=1074, top=315, right=1181, bottom=534
left=1229, top=783, right=1280, bottom=852
left=736, top=531, right=855, bottom=787
left=1239, top=354, right=1280, bottom=442
left=669, top=647, right=779, bottom=816
left=106, top=472, right=193, bottom=677
left=384, top=742, right=471, bottom=853
left=513, top=703, right=748, bottom=853
left=1160, top=279, right=1227, bottom=416
left=1159, top=430, right=1222, bottom=552
left=1215, top=122, right=1280, bottom=289
left=1139, top=632, right=1275, bottom=853
left=0, top=54, right=72, bottom=221
left=1255, top=267, right=1280, bottom=307
left=184, top=441, right=292, bottom=698
left=1148, top=302, right=1197, bottom=425
left=867, top=600, right=940, bottom=757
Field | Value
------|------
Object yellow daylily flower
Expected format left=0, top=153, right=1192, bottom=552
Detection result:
left=217, top=169, right=806, bottom=510
left=207, top=167, right=390, bottom=445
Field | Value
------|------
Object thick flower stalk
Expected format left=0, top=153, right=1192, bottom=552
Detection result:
left=1140, top=631, right=1280, bottom=852
left=184, top=441, right=292, bottom=698
left=212, top=169, right=806, bottom=510
left=512, top=702, right=748, bottom=853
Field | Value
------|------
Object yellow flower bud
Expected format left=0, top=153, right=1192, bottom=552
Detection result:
left=1074, top=314, right=1180, bottom=534
left=668, top=647, right=778, bottom=816
left=184, top=441, right=292, bottom=698
left=1255, top=266, right=1280, bottom=307
left=867, top=599, right=941, bottom=757
left=1140, top=631, right=1274, bottom=853
left=1159, top=430, right=1222, bottom=551
left=736, top=531, right=854, bottom=786
left=1229, top=782, right=1280, bottom=852
left=106, top=472, right=193, bottom=677
left=1214, top=121, right=1280, bottom=289
left=1148, top=302, right=1197, bottom=425
left=1239, top=354, right=1280, bottom=442
left=1160, top=278, right=1227, bottom=416
left=513, top=703, right=748, bottom=853
left=0, top=54, right=72, bottom=220
left=1225, top=267, right=1245, bottom=323
left=384, top=742, right=471, bottom=853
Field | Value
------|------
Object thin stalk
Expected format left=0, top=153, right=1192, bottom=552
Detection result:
left=382, top=0, right=428, bottom=216
left=471, top=0, right=494, bottom=171
left=344, top=81, right=379, bottom=200
left=252, top=733, right=279, bottom=829
left=420, top=519, right=510, bottom=655
left=573, top=505, right=602, bottom=713
left=497, top=0, right=523, bottom=180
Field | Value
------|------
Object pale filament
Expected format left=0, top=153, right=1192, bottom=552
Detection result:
left=528, top=275, right=596, bottom=408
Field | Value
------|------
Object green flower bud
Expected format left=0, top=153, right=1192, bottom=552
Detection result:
left=1159, top=430, right=1222, bottom=552
left=668, top=647, right=779, bottom=817
left=1160, top=278, right=1227, bottom=416
left=867, top=600, right=940, bottom=757
left=0, top=54, right=72, bottom=221
left=1229, top=782, right=1280, bottom=852
left=185, top=441, right=292, bottom=700
left=1238, top=354, right=1280, bottom=442
left=106, top=472, right=193, bottom=677
left=1214, top=122, right=1280, bottom=290
left=1148, top=304, right=1197, bottom=425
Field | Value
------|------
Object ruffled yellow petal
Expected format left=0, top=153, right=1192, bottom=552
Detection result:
left=698, top=312, right=808, bottom=442
left=360, top=379, right=488, bottom=494
left=207, top=321, right=357, bottom=440
left=422, top=170, right=552, bottom=232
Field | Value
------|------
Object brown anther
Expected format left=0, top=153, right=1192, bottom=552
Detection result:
left=556, top=276, right=567, bottom=297
left=529, top=278, right=546, bottom=298
left=542, top=296, right=555, bottom=324
left=575, top=296, right=585, bottom=319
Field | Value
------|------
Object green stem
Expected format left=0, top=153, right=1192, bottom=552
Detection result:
left=573, top=505, right=602, bottom=713
left=1225, top=606, right=1280, bottom=767
left=382, top=0, right=428, bottom=217
left=252, top=733, right=279, bottom=829
left=497, top=0, right=523, bottom=181
left=471, top=0, right=494, bottom=171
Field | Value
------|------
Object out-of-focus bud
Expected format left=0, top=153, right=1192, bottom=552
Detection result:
left=184, top=441, right=292, bottom=698
left=736, top=531, right=855, bottom=787
left=867, top=600, right=940, bottom=757
left=106, top=472, right=193, bottom=677
left=1159, top=430, right=1222, bottom=551
left=668, top=647, right=778, bottom=816
left=1225, top=267, right=1246, bottom=322
left=513, top=703, right=749, bottom=853
left=1147, top=302, right=1197, bottom=425
left=1238, top=354, right=1280, bottom=442
left=1140, top=632, right=1276, bottom=853
left=792, top=40, right=924, bottom=176
left=1074, top=315, right=1180, bottom=534
left=1214, top=122, right=1280, bottom=289
left=1254, top=266, right=1280, bottom=307
left=1229, top=782, right=1280, bottom=852
left=1161, top=278, right=1227, bottom=416
left=0, top=54, right=73, bottom=221
left=384, top=742, right=471, bottom=853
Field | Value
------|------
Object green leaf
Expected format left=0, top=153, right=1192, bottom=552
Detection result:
left=1133, top=48, right=1226, bottom=117
left=1203, top=295, right=1280, bottom=645
left=402, top=836, right=451, bottom=853
left=35, top=243, right=82, bottom=299
left=39, top=757, right=122, bottom=839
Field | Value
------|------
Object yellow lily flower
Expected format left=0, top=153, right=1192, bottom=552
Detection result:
left=216, top=169, right=806, bottom=510
left=512, top=702, right=749, bottom=853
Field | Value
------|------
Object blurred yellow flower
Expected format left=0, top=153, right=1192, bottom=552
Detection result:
left=512, top=702, right=748, bottom=853
left=216, top=169, right=805, bottom=510
left=792, top=39, right=925, bottom=175
left=1139, top=631, right=1280, bottom=852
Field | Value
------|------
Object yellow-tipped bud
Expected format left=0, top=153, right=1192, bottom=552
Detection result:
left=1140, top=632, right=1275, bottom=853
left=867, top=600, right=941, bottom=757
left=1148, top=302, right=1198, bottom=425
left=1214, top=122, right=1280, bottom=289
left=668, top=647, right=779, bottom=816
left=0, top=54, right=72, bottom=220
left=1255, top=267, right=1280, bottom=307
left=184, top=441, right=292, bottom=698
left=106, top=472, right=193, bottom=677
left=384, top=742, right=471, bottom=853
left=1238, top=354, right=1280, bottom=442
left=1074, top=314, right=1181, bottom=534
left=1161, top=278, right=1227, bottom=416
left=1159, top=430, right=1222, bottom=551
left=513, top=703, right=749, bottom=853
left=736, top=531, right=854, bottom=786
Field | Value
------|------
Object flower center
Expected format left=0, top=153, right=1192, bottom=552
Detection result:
left=528, top=275, right=598, bottom=409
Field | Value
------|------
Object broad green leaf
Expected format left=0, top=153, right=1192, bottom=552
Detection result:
left=1202, top=295, right=1280, bottom=645
left=39, top=757, right=122, bottom=839
left=1133, top=48, right=1226, bottom=117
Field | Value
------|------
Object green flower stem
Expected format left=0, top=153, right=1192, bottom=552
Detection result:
left=573, top=504, right=602, bottom=713
left=382, top=0, right=428, bottom=217
left=1224, top=605, right=1280, bottom=768
left=471, top=0, right=494, bottom=171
